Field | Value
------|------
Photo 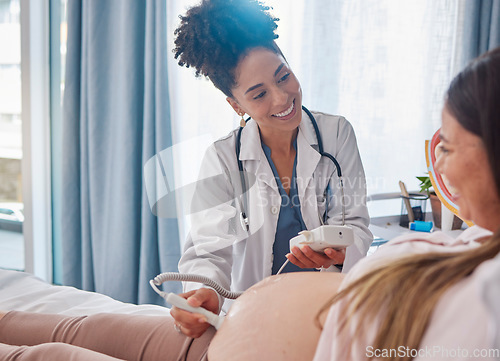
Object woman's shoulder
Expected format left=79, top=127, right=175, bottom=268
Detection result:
left=203, top=126, right=241, bottom=164
left=386, top=225, right=491, bottom=247
left=206, top=120, right=262, bottom=171
left=196, top=128, right=240, bottom=176
left=307, top=110, right=350, bottom=128
left=212, top=120, right=261, bottom=149
left=372, top=226, right=491, bottom=259
left=300, top=109, right=354, bottom=145
left=343, top=226, right=492, bottom=286
left=212, top=127, right=239, bottom=148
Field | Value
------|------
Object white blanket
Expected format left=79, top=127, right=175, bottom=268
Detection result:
left=0, top=269, right=170, bottom=316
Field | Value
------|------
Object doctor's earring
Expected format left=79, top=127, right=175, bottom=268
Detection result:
left=239, top=113, right=246, bottom=128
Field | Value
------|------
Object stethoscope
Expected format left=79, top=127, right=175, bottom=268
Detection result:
left=235, top=105, right=346, bottom=232
left=150, top=106, right=348, bottom=306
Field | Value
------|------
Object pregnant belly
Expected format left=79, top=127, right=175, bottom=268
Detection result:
left=208, top=272, right=344, bottom=361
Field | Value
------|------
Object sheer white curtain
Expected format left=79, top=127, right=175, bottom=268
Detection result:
left=166, top=0, right=460, bottom=241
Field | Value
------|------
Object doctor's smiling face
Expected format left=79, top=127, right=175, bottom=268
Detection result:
left=435, top=105, right=500, bottom=231
left=227, top=47, right=303, bottom=140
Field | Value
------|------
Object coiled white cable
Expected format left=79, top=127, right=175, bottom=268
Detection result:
left=150, top=272, right=244, bottom=300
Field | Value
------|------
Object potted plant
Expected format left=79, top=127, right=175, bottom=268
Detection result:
left=417, top=175, right=463, bottom=230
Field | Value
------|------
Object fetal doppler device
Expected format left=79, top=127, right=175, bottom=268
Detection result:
left=276, top=224, right=354, bottom=274
left=150, top=224, right=354, bottom=330
left=149, top=272, right=240, bottom=330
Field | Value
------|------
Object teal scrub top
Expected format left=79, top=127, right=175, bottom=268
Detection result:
left=261, top=140, right=317, bottom=274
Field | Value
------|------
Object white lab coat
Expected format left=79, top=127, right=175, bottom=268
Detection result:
left=178, top=110, right=372, bottom=311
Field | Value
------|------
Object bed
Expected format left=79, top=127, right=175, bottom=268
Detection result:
left=0, top=269, right=171, bottom=316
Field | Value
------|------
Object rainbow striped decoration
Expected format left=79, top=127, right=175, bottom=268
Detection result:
left=425, top=129, right=474, bottom=227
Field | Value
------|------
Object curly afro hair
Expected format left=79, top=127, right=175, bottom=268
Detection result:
left=173, top=0, right=281, bottom=97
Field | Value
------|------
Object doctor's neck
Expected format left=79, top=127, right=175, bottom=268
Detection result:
left=259, top=126, right=299, bottom=156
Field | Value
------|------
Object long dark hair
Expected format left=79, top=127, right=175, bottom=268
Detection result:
left=317, top=46, right=500, bottom=361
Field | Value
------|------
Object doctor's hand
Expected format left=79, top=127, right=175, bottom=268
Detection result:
left=169, top=288, right=220, bottom=338
left=287, top=245, right=346, bottom=269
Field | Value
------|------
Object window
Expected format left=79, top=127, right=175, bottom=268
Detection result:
left=167, top=0, right=459, bottom=241
left=0, top=0, right=23, bottom=271
left=0, top=0, right=66, bottom=281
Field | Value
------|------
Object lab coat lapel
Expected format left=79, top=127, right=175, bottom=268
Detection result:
left=238, top=120, right=278, bottom=192
left=297, top=110, right=322, bottom=229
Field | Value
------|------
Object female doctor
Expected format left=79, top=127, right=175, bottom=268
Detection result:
left=173, top=0, right=372, bottom=338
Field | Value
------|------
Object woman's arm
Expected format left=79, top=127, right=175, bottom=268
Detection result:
left=208, top=272, right=344, bottom=361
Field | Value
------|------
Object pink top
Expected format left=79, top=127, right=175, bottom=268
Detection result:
left=313, top=226, right=499, bottom=361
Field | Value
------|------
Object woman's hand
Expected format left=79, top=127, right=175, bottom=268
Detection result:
left=287, top=245, right=345, bottom=269
left=169, top=288, right=220, bottom=338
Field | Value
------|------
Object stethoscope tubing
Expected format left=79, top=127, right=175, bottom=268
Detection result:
left=235, top=105, right=344, bottom=231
